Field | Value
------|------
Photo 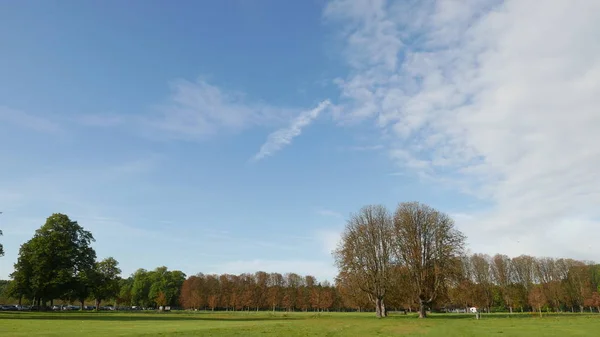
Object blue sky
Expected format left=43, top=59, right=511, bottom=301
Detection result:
left=2, top=0, right=599, bottom=281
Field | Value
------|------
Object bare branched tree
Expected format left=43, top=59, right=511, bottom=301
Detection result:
left=333, top=205, right=393, bottom=318
left=392, top=202, right=465, bottom=318
left=491, top=254, right=514, bottom=313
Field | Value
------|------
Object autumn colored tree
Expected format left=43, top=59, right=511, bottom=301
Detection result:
left=392, top=202, right=465, bottom=318
left=529, top=285, right=547, bottom=317
left=156, top=291, right=167, bottom=308
left=335, top=271, right=372, bottom=312
left=267, top=273, right=284, bottom=312
left=208, top=295, right=218, bottom=311
left=334, top=205, right=393, bottom=318
left=470, top=254, right=494, bottom=313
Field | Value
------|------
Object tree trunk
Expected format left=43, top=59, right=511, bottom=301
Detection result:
left=375, top=298, right=384, bottom=318
left=509, top=306, right=513, bottom=314
left=580, top=305, right=584, bottom=313
left=538, top=307, right=542, bottom=318
left=96, top=299, right=101, bottom=312
left=418, top=301, right=427, bottom=319
left=375, top=298, right=382, bottom=318
left=81, top=299, right=85, bottom=311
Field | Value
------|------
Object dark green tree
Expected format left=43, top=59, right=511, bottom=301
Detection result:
left=11, top=213, right=96, bottom=309
left=116, top=277, right=134, bottom=307
left=148, top=266, right=186, bottom=308
left=131, top=269, right=152, bottom=307
left=91, top=257, right=122, bottom=310
left=0, top=228, right=4, bottom=257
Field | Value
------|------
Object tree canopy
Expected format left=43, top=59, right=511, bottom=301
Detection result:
left=10, top=213, right=96, bottom=306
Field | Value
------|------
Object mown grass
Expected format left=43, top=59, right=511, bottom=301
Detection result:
left=1, top=311, right=599, bottom=336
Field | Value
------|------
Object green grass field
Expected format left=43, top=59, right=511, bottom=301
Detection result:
left=1, top=311, right=599, bottom=336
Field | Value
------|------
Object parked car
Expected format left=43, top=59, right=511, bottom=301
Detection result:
left=0, top=305, right=19, bottom=311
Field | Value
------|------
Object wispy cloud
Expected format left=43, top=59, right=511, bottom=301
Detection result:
left=314, top=229, right=343, bottom=256
left=0, top=106, right=61, bottom=133
left=75, top=114, right=124, bottom=127
left=317, top=209, right=344, bottom=219
left=326, top=0, right=600, bottom=260
left=346, top=144, right=384, bottom=152
left=75, top=78, right=295, bottom=141
left=148, top=79, right=294, bottom=140
left=252, top=100, right=331, bottom=161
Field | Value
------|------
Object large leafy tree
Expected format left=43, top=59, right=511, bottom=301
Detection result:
left=91, top=257, right=122, bottom=310
left=131, top=269, right=152, bottom=307
left=11, top=213, right=96, bottom=308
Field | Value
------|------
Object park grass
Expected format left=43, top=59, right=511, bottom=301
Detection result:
left=1, top=311, right=599, bottom=336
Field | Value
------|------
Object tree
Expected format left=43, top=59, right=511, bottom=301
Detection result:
left=91, top=257, right=122, bottom=310
left=0, top=228, right=4, bottom=257
left=511, top=255, right=536, bottom=311
left=529, top=285, right=546, bottom=317
left=11, top=213, right=96, bottom=308
left=491, top=254, right=514, bottom=313
left=334, top=205, right=394, bottom=318
left=116, top=277, right=133, bottom=307
left=392, top=202, right=466, bottom=318
left=156, top=292, right=167, bottom=308
left=131, top=269, right=152, bottom=307
left=471, top=254, right=494, bottom=313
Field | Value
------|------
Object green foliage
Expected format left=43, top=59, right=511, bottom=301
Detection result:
left=131, top=269, right=152, bottom=307
left=130, top=266, right=186, bottom=308
left=91, top=257, right=122, bottom=307
left=0, top=228, right=4, bottom=257
left=10, top=213, right=96, bottom=304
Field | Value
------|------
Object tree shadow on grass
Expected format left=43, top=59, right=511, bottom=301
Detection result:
left=0, top=312, right=303, bottom=322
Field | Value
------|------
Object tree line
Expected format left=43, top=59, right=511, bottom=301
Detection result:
left=2, top=209, right=599, bottom=317
left=179, top=272, right=337, bottom=312
left=333, top=202, right=600, bottom=318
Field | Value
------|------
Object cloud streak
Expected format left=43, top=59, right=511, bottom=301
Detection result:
left=252, top=100, right=331, bottom=161
left=0, top=106, right=61, bottom=133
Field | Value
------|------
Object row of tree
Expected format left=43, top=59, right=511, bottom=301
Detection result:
left=3, top=209, right=599, bottom=317
left=333, top=202, right=600, bottom=318
left=447, top=254, right=600, bottom=315
left=179, top=272, right=337, bottom=312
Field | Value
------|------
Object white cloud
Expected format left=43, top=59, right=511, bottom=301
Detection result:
left=148, top=79, right=294, bottom=140
left=317, top=209, right=344, bottom=219
left=314, top=229, right=343, bottom=256
left=76, top=78, right=295, bottom=141
left=0, top=106, right=61, bottom=132
left=326, top=0, right=600, bottom=260
left=252, top=100, right=331, bottom=161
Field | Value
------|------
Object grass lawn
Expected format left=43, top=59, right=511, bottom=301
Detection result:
left=1, top=311, right=599, bottom=336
